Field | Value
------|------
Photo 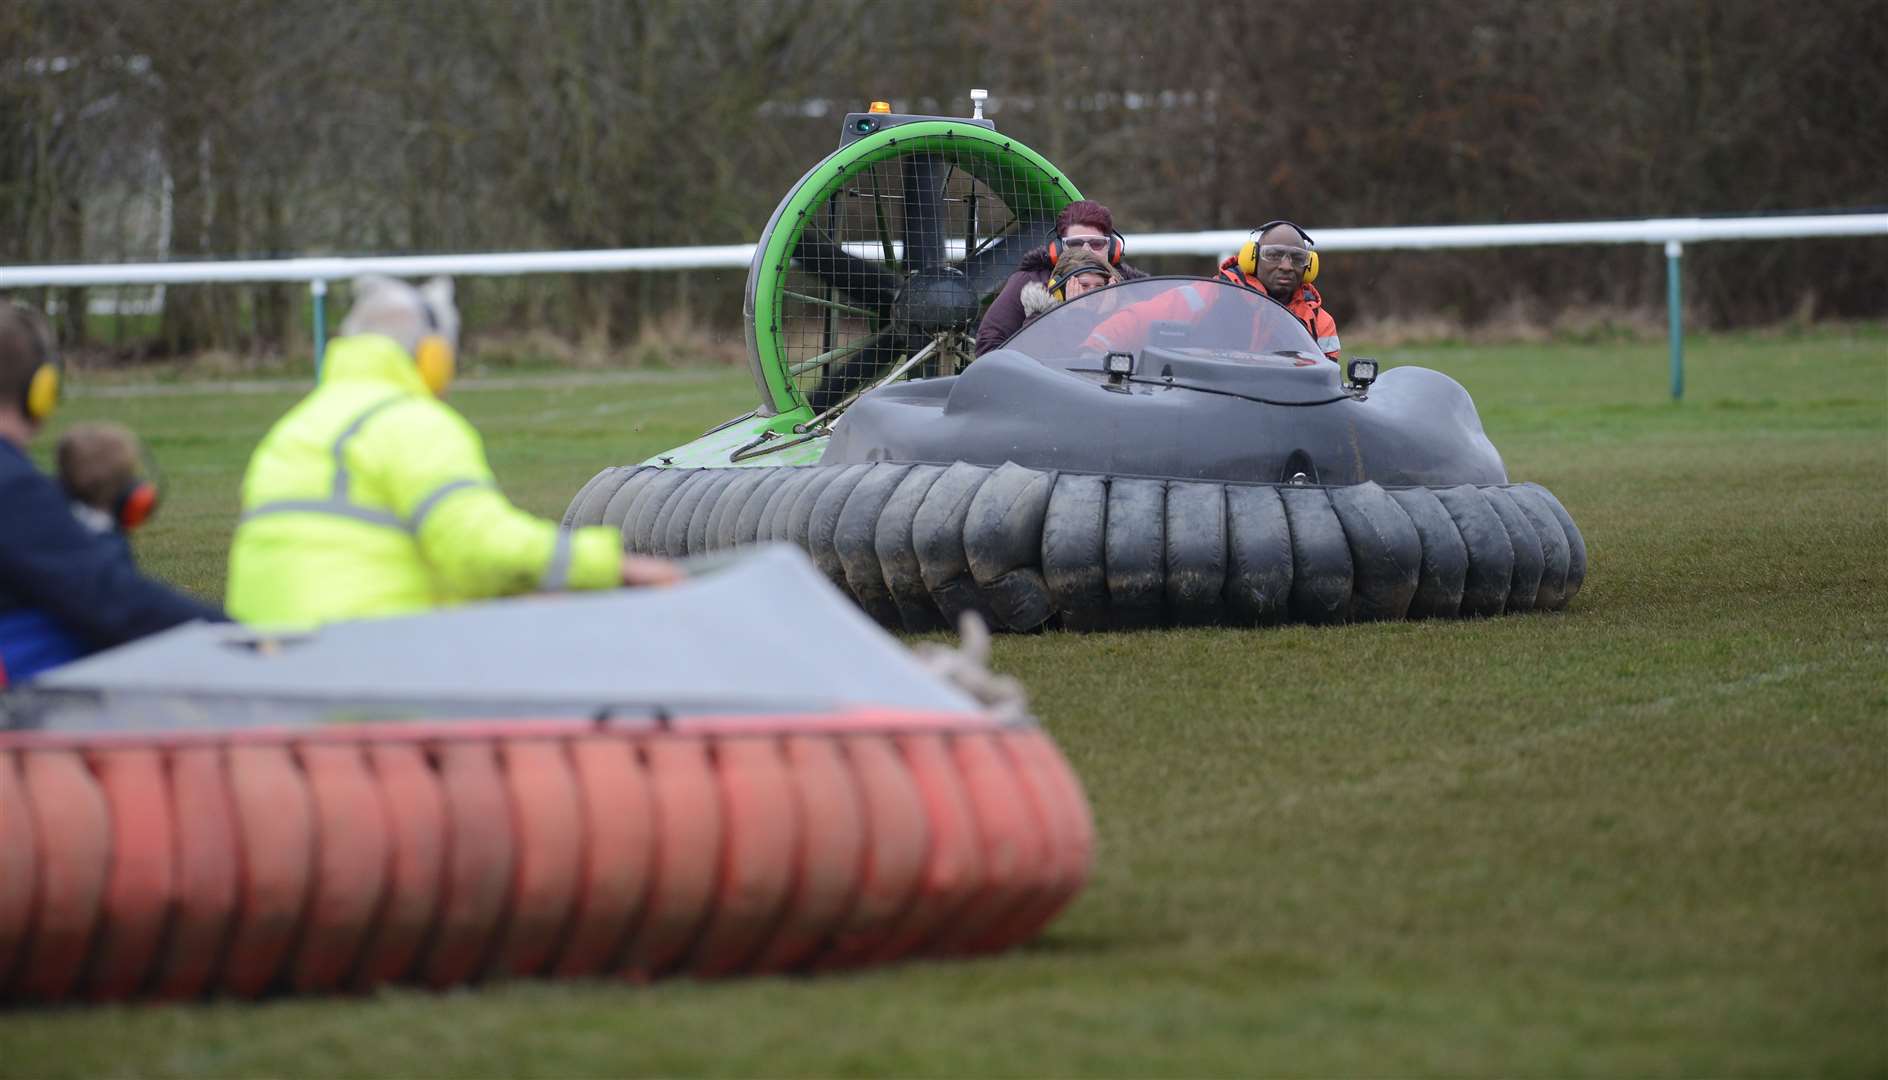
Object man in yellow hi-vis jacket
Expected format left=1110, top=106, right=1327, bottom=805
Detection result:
left=227, top=275, right=679, bottom=628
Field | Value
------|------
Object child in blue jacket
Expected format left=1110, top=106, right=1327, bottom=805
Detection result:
left=0, top=304, right=220, bottom=687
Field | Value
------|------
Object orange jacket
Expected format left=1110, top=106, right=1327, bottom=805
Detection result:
left=1216, top=257, right=1342, bottom=361
left=1084, top=274, right=1342, bottom=363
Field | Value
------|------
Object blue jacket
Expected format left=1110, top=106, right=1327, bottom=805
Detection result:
left=0, top=438, right=222, bottom=685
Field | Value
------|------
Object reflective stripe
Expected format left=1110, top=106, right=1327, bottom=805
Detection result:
left=408, top=478, right=493, bottom=532
left=1179, top=287, right=1208, bottom=314
left=540, top=529, right=574, bottom=590
left=1090, top=331, right=1116, bottom=350
left=242, top=478, right=492, bottom=534
left=1318, top=334, right=1342, bottom=353
left=239, top=500, right=408, bottom=531
left=330, top=395, right=411, bottom=502
left=239, top=393, right=419, bottom=533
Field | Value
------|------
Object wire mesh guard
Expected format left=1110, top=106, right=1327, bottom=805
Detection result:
left=777, top=138, right=1066, bottom=415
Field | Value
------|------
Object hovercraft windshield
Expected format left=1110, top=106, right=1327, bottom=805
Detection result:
left=1000, top=277, right=1329, bottom=373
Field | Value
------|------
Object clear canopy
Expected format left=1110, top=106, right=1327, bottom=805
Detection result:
left=1000, top=277, right=1325, bottom=369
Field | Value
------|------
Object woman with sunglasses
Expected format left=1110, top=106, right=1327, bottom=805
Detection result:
left=1215, top=220, right=1342, bottom=361
left=974, top=199, right=1146, bottom=357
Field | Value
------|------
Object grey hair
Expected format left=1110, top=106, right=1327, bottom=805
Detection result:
left=340, top=275, right=459, bottom=356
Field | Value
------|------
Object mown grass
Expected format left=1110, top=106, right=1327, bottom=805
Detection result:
left=4, top=325, right=1885, bottom=1077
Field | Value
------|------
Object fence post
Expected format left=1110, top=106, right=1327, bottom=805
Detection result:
left=311, top=278, right=328, bottom=380
left=1665, top=240, right=1683, bottom=401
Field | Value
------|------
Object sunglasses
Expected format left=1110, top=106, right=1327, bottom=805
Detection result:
left=1257, top=245, right=1312, bottom=270
left=1059, top=235, right=1114, bottom=252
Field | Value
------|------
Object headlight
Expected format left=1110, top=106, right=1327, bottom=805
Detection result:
left=1347, top=357, right=1379, bottom=389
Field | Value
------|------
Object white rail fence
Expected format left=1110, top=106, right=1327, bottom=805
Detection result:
left=4, top=213, right=1884, bottom=400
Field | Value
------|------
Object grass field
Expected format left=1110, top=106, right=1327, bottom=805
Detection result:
left=4, top=326, right=1885, bottom=1077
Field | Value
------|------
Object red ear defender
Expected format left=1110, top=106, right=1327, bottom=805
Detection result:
left=1048, top=232, right=1124, bottom=267
left=117, top=481, right=159, bottom=531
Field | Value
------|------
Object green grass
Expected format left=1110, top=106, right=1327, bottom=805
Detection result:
left=5, top=326, right=1885, bottom=1077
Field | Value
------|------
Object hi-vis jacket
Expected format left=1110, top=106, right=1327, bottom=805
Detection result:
left=1216, top=257, right=1342, bottom=361
left=226, top=334, right=620, bottom=628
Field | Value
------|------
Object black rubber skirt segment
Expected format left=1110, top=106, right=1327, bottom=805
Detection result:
left=569, top=464, right=1587, bottom=632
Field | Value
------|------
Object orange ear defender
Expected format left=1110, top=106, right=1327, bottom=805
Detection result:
left=1047, top=231, right=1125, bottom=269
left=116, top=480, right=160, bottom=531
left=114, top=436, right=163, bottom=531
left=1237, top=220, right=1321, bottom=284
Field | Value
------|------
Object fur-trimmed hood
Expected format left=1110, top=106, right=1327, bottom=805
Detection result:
left=1020, top=281, right=1058, bottom=318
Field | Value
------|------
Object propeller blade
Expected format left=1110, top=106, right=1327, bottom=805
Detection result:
left=793, top=228, right=899, bottom=312
left=806, top=326, right=917, bottom=413
left=962, top=217, right=1057, bottom=298
left=900, top=154, right=949, bottom=270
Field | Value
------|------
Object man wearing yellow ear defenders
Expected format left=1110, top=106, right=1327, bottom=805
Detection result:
left=227, top=276, right=681, bottom=629
left=1217, top=221, right=1342, bottom=361
left=1, top=302, right=223, bottom=687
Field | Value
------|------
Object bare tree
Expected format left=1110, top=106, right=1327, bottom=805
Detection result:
left=4, top=0, right=1881, bottom=359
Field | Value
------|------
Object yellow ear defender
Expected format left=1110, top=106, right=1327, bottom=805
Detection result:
left=413, top=299, right=456, bottom=396
left=1048, top=268, right=1076, bottom=303
left=415, top=335, right=454, bottom=396
left=15, top=302, right=62, bottom=422
left=1237, top=220, right=1321, bottom=285
left=25, top=361, right=61, bottom=421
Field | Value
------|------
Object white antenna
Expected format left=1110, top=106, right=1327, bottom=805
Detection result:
left=969, top=88, right=988, bottom=120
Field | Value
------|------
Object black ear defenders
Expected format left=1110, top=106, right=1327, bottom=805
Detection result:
left=1237, top=220, right=1321, bottom=284
left=1048, top=230, right=1125, bottom=269
left=1047, top=263, right=1115, bottom=302
left=1257, top=219, right=1314, bottom=247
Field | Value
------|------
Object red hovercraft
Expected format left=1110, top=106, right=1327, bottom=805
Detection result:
left=0, top=547, right=1093, bottom=1003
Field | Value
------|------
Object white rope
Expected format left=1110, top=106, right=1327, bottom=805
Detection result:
left=912, top=612, right=1031, bottom=722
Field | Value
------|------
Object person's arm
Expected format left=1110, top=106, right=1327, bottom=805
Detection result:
left=1315, top=309, right=1343, bottom=361
left=1083, top=285, right=1203, bottom=354
left=0, top=466, right=223, bottom=649
left=974, top=271, right=1034, bottom=356
left=367, top=404, right=622, bottom=600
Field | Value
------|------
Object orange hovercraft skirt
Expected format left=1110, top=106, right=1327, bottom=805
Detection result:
left=0, top=710, right=1093, bottom=1003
